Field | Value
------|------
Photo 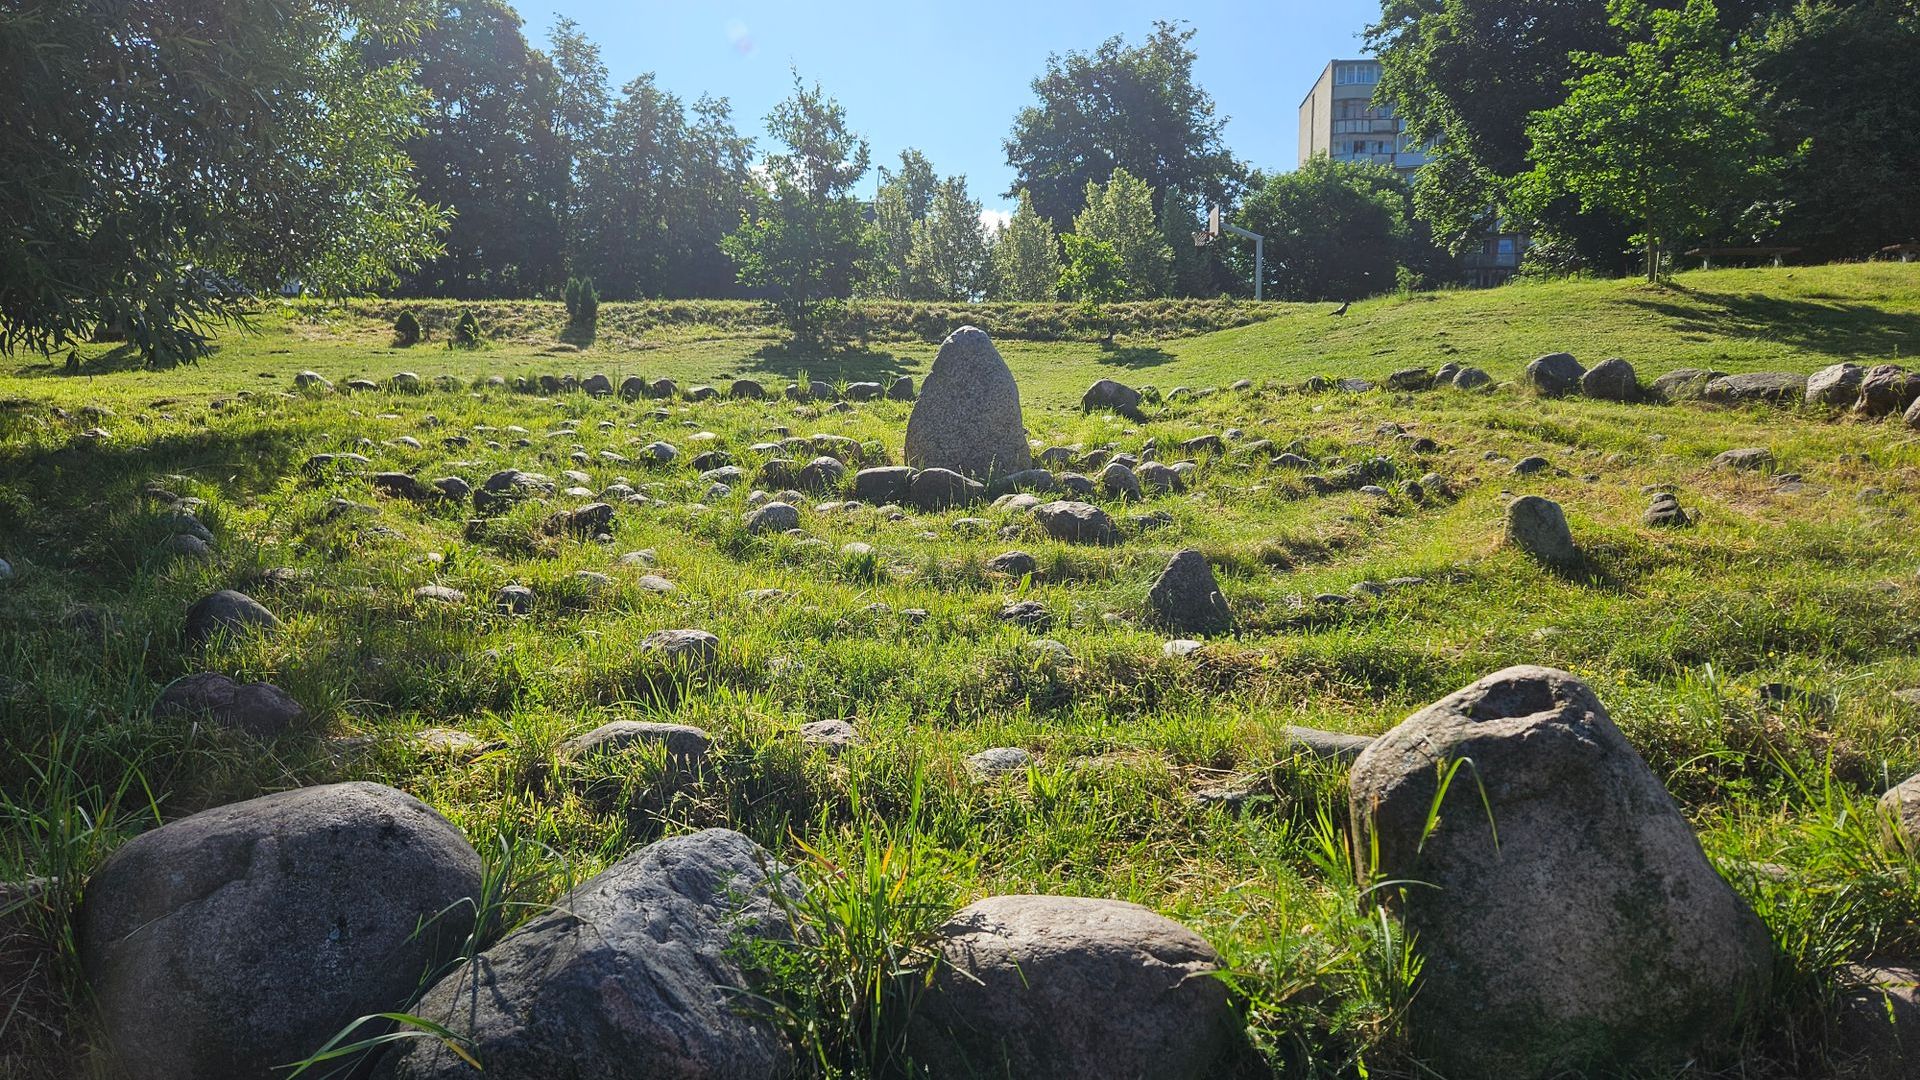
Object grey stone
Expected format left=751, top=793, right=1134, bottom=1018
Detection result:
left=986, top=550, right=1038, bottom=577
left=797, top=455, right=846, bottom=492
left=1581, top=357, right=1638, bottom=401
left=582, top=374, right=613, bottom=396
left=431, top=476, right=471, bottom=501
left=618, top=375, right=646, bottom=401
left=1082, top=379, right=1143, bottom=417
left=1348, top=667, right=1773, bottom=1078
left=1034, top=500, right=1118, bottom=544
left=1879, top=772, right=1920, bottom=854
left=640, top=628, right=719, bottom=664
left=412, top=584, right=466, bottom=604
left=1524, top=352, right=1584, bottom=396
left=998, top=600, right=1051, bottom=631
left=1806, top=362, right=1866, bottom=407
left=1146, top=549, right=1231, bottom=635
left=161, top=533, right=213, bottom=560
left=729, top=378, right=766, bottom=400
left=1643, top=494, right=1689, bottom=527
left=1136, top=461, right=1182, bottom=493
left=494, top=584, right=533, bottom=614
left=887, top=375, right=915, bottom=400
left=904, top=326, right=1031, bottom=481
left=1903, top=396, right=1920, bottom=432
left=1703, top=371, right=1806, bottom=406
left=1649, top=367, right=1724, bottom=401
left=376, top=830, right=797, bottom=1080
left=905, top=895, right=1240, bottom=1080
left=1100, top=462, right=1141, bottom=500
left=1384, top=367, right=1433, bottom=391
left=1505, top=495, right=1578, bottom=566
left=151, top=672, right=307, bottom=738
left=743, top=502, right=800, bottom=534
left=1281, top=726, right=1374, bottom=762
left=294, top=370, right=332, bottom=392
left=184, top=589, right=279, bottom=646
left=799, top=719, right=859, bottom=754
left=1714, top=447, right=1775, bottom=471
left=910, top=468, right=985, bottom=511
left=1856, top=364, right=1918, bottom=417
left=559, top=720, right=712, bottom=769
left=1451, top=366, right=1493, bottom=391
left=966, top=747, right=1033, bottom=776
left=853, top=466, right=913, bottom=504
left=81, top=783, right=482, bottom=1080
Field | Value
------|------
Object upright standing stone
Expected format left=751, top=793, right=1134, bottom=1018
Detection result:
left=1146, top=549, right=1232, bottom=635
left=1505, top=495, right=1578, bottom=567
left=904, top=326, right=1031, bottom=482
left=1348, top=667, right=1773, bottom=1078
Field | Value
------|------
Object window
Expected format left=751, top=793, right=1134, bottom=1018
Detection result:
left=1334, top=64, right=1380, bottom=86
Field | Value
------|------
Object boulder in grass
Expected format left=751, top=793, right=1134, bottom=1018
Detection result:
left=1451, top=366, right=1494, bottom=391
left=559, top=720, right=712, bottom=771
left=1714, top=447, right=1775, bottom=471
left=1805, top=362, right=1865, bottom=407
left=81, top=783, right=482, bottom=1080
left=1856, top=364, right=1919, bottom=417
left=581, top=374, right=613, bottom=397
left=905, top=895, right=1242, bottom=1080
left=1146, top=549, right=1232, bottom=636
left=1081, top=379, right=1143, bottom=418
left=1347, top=667, right=1773, bottom=1079
left=375, top=830, right=798, bottom=1080
left=1034, top=500, right=1119, bottom=544
left=853, top=466, right=913, bottom=504
left=1384, top=367, right=1433, bottom=391
left=887, top=375, right=915, bottom=401
left=151, top=673, right=307, bottom=738
left=910, top=468, right=985, bottom=511
left=729, top=378, right=766, bottom=400
left=1649, top=367, right=1725, bottom=402
left=183, top=589, right=279, bottom=646
left=1524, top=352, right=1584, bottom=396
left=1703, top=371, right=1806, bottom=406
left=1505, top=495, right=1578, bottom=567
left=743, top=502, right=800, bottom=534
left=618, top=375, right=646, bottom=401
left=640, top=628, right=719, bottom=665
left=904, top=326, right=1031, bottom=482
left=1581, top=357, right=1639, bottom=401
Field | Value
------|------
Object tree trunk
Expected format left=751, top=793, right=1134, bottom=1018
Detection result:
left=1646, top=233, right=1659, bottom=282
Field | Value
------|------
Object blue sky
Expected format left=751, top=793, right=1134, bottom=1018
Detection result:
left=538, top=0, right=1383, bottom=222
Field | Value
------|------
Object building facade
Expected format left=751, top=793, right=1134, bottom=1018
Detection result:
left=1298, top=57, right=1522, bottom=286
left=1297, top=59, right=1429, bottom=181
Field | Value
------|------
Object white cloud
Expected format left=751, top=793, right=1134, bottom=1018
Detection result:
left=725, top=18, right=754, bottom=55
left=979, top=207, right=1013, bottom=234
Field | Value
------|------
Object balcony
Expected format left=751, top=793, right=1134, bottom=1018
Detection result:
left=1331, top=119, right=1400, bottom=135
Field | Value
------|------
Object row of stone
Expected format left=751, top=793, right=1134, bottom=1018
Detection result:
left=297, top=368, right=916, bottom=404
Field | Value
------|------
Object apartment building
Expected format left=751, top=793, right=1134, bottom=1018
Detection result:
left=1298, top=57, right=1522, bottom=285
left=1296, top=59, right=1429, bottom=181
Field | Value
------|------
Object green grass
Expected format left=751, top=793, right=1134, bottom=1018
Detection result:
left=3, top=262, right=1920, bottom=1077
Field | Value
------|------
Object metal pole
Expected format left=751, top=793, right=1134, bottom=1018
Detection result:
left=1254, top=235, right=1264, bottom=302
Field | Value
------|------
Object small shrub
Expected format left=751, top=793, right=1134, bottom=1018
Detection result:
left=393, top=310, right=421, bottom=346
left=451, top=310, right=480, bottom=348
left=564, top=276, right=598, bottom=332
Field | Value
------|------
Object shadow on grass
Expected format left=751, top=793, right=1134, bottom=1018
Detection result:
left=739, top=342, right=910, bottom=384
left=1099, top=344, right=1178, bottom=369
left=1622, top=287, right=1920, bottom=359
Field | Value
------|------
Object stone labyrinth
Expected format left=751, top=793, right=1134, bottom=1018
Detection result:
left=18, top=326, right=1920, bottom=1078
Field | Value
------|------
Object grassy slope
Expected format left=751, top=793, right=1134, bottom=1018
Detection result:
left=7, top=263, right=1918, bottom=410
left=3, top=263, right=1920, bottom=1076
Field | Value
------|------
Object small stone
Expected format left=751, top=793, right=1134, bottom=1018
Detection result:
left=1146, top=549, right=1232, bottom=635
left=966, top=747, right=1033, bottom=777
left=183, top=590, right=279, bottom=645
left=640, top=628, right=719, bottom=664
left=152, top=673, right=307, bottom=738
left=1505, top=495, right=1578, bottom=566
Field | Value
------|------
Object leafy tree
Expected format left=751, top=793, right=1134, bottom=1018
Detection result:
left=564, top=276, right=598, bottom=330
left=1058, top=234, right=1128, bottom=343
left=366, top=0, right=569, bottom=298
left=546, top=17, right=611, bottom=249
left=722, top=75, right=870, bottom=341
left=572, top=75, right=755, bottom=298
left=859, top=150, right=940, bottom=299
left=1368, top=0, right=1631, bottom=268
left=394, top=311, right=422, bottom=346
left=1071, top=169, right=1173, bottom=300
left=1520, top=0, right=1777, bottom=281
left=991, top=191, right=1062, bottom=301
left=907, top=177, right=993, bottom=301
left=1229, top=159, right=1431, bottom=302
left=0, top=0, right=446, bottom=366
left=1749, top=0, right=1920, bottom=260
left=1004, top=21, right=1245, bottom=229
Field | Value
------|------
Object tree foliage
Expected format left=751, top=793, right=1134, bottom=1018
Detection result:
left=907, top=179, right=992, bottom=302
left=859, top=150, right=941, bottom=299
left=1520, top=0, right=1777, bottom=281
left=721, top=76, right=870, bottom=341
left=0, top=0, right=446, bottom=365
left=1004, top=21, right=1244, bottom=230
left=1229, top=159, right=1435, bottom=302
left=991, top=191, right=1061, bottom=301
left=1071, top=170, right=1173, bottom=301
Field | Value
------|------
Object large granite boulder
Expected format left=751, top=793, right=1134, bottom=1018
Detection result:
left=1650, top=367, right=1725, bottom=401
left=904, top=327, right=1031, bottom=482
left=1505, top=495, right=1578, bottom=567
left=1580, top=357, right=1639, bottom=401
left=151, top=672, right=307, bottom=738
left=1857, top=364, right=1920, bottom=417
left=183, top=589, right=279, bottom=646
left=1082, top=379, right=1143, bottom=418
left=376, top=830, right=798, bottom=1080
left=80, top=783, right=482, bottom=1080
left=906, top=895, right=1242, bottom=1080
left=1034, top=500, right=1119, bottom=544
left=1805, top=362, right=1865, bottom=407
left=1348, top=667, right=1773, bottom=1078
left=1703, top=371, right=1806, bottom=406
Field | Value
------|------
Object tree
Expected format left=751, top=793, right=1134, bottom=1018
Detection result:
left=1004, top=21, right=1245, bottom=230
left=1229, top=159, right=1431, bottom=302
left=1058, top=233, right=1128, bottom=343
left=1368, top=0, right=1630, bottom=268
left=366, top=0, right=569, bottom=298
left=1071, top=170, right=1173, bottom=300
left=1749, top=0, right=1920, bottom=260
left=1520, top=0, right=1776, bottom=281
left=992, top=191, right=1061, bottom=301
left=0, top=0, right=446, bottom=366
left=722, top=75, right=869, bottom=341
left=860, top=150, right=940, bottom=299
left=907, top=177, right=992, bottom=301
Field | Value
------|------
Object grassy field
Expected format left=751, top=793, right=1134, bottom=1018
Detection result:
left=5, top=262, right=1920, bottom=1077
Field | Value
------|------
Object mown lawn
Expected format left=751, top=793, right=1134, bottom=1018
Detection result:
left=4, top=263, right=1920, bottom=1077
